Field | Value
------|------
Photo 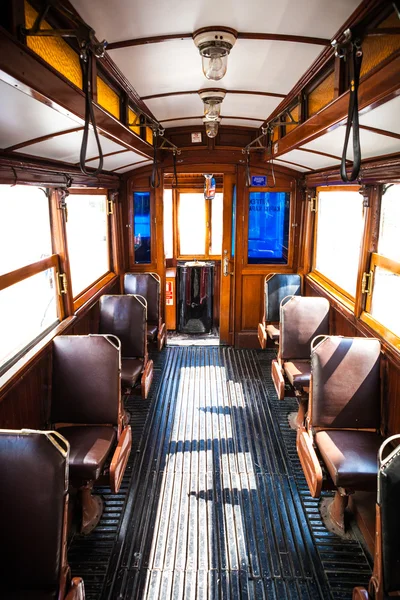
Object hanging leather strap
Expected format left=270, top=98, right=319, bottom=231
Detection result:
left=245, top=152, right=251, bottom=187
left=151, top=132, right=161, bottom=188
left=341, top=41, right=363, bottom=182
left=79, top=48, right=104, bottom=176
left=172, top=151, right=178, bottom=188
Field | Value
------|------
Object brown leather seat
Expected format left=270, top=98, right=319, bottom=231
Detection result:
left=121, top=358, right=144, bottom=388
left=58, top=426, right=116, bottom=481
left=0, top=430, right=85, bottom=599
left=124, top=272, right=166, bottom=350
left=272, top=295, right=329, bottom=401
left=284, top=359, right=311, bottom=388
left=52, top=335, right=132, bottom=533
left=99, top=295, right=154, bottom=398
left=297, top=336, right=384, bottom=530
left=315, top=430, right=383, bottom=490
left=258, top=274, right=301, bottom=348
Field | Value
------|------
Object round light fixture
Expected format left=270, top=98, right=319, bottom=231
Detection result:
left=193, top=28, right=237, bottom=81
left=203, top=117, right=221, bottom=138
left=199, top=89, right=226, bottom=121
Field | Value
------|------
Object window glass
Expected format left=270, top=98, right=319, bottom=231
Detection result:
left=232, top=185, right=236, bottom=257
left=248, top=191, right=290, bottom=264
left=0, top=185, right=52, bottom=275
left=378, top=184, right=400, bottom=263
left=65, top=194, right=109, bottom=297
left=179, top=193, right=206, bottom=256
left=315, top=190, right=364, bottom=297
left=0, top=269, right=58, bottom=370
left=134, top=192, right=151, bottom=264
left=210, top=193, right=223, bottom=255
left=370, top=266, right=400, bottom=338
left=163, top=189, right=173, bottom=259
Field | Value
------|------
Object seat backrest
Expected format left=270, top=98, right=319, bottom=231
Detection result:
left=52, top=335, right=120, bottom=425
left=379, top=435, right=400, bottom=594
left=311, top=336, right=381, bottom=429
left=280, top=295, right=329, bottom=360
left=265, top=273, right=301, bottom=322
left=0, top=429, right=68, bottom=591
left=99, top=294, right=147, bottom=359
left=124, top=272, right=160, bottom=324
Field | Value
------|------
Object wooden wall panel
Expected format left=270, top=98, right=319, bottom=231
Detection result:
left=241, top=275, right=264, bottom=330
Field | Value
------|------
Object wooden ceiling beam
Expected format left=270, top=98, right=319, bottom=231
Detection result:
left=5, top=127, right=84, bottom=152
left=142, top=89, right=286, bottom=101
left=106, top=31, right=329, bottom=51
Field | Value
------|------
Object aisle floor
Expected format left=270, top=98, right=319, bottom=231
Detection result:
left=69, top=347, right=372, bottom=600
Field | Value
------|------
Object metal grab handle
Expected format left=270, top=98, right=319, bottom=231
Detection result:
left=223, top=251, right=233, bottom=277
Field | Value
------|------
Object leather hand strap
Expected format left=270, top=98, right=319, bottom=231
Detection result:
left=340, top=42, right=363, bottom=182
left=79, top=49, right=104, bottom=176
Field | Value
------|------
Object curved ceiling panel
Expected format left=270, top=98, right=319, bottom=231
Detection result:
left=164, top=118, right=204, bottom=129
left=146, top=94, right=204, bottom=121
left=0, top=80, right=82, bottom=149
left=278, top=149, right=340, bottom=170
left=16, top=131, right=124, bottom=164
left=359, top=95, right=400, bottom=134
left=220, top=93, right=281, bottom=121
left=89, top=151, right=148, bottom=171
left=114, top=160, right=153, bottom=173
left=71, top=0, right=360, bottom=42
left=302, top=126, right=400, bottom=161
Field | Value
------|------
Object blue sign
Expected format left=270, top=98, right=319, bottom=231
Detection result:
left=251, top=175, right=267, bottom=187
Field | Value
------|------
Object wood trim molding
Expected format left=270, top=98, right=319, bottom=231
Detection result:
left=359, top=124, right=400, bottom=140
left=305, top=155, right=400, bottom=186
left=107, top=31, right=329, bottom=51
left=161, top=115, right=264, bottom=124
left=272, top=158, right=313, bottom=171
left=0, top=255, right=58, bottom=291
left=142, top=89, right=286, bottom=101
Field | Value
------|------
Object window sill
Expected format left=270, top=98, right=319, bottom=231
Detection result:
left=308, top=272, right=355, bottom=313
left=360, top=312, right=400, bottom=353
left=0, top=316, right=76, bottom=399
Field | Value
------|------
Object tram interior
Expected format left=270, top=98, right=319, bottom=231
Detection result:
left=0, top=0, right=400, bottom=599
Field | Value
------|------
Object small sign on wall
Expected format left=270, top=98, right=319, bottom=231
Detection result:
left=166, top=281, right=174, bottom=305
left=251, top=175, right=267, bottom=187
left=191, top=132, right=202, bottom=143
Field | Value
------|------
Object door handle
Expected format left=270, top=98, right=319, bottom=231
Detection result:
left=223, top=255, right=233, bottom=277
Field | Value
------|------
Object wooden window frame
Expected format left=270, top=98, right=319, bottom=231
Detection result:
left=361, top=252, right=400, bottom=350
left=129, top=188, right=156, bottom=269
left=244, top=186, right=294, bottom=269
left=174, top=188, right=223, bottom=260
left=310, top=185, right=363, bottom=311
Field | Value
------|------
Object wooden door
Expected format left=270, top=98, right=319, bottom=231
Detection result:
left=219, top=173, right=236, bottom=345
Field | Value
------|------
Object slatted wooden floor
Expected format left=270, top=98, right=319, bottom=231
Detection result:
left=70, top=347, right=372, bottom=600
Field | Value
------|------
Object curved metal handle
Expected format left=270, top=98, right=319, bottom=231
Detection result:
left=310, top=334, right=329, bottom=352
left=223, top=255, right=233, bottom=277
left=379, top=434, right=400, bottom=466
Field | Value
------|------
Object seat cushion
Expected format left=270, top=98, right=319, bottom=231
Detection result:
left=284, top=360, right=311, bottom=388
left=266, top=324, right=280, bottom=341
left=315, top=429, right=384, bottom=490
left=147, top=323, right=158, bottom=342
left=57, top=426, right=116, bottom=482
left=121, top=358, right=143, bottom=388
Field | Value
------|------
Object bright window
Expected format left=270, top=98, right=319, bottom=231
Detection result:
left=248, top=191, right=290, bottom=264
left=0, top=267, right=59, bottom=371
left=364, top=185, right=400, bottom=344
left=134, top=192, right=151, bottom=264
left=178, top=193, right=206, bottom=256
left=0, top=185, right=52, bottom=275
left=314, top=189, right=364, bottom=297
left=210, top=193, right=223, bottom=256
left=65, top=194, right=109, bottom=297
left=163, top=189, right=173, bottom=259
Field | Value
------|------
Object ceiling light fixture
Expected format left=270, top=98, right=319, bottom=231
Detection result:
left=199, top=89, right=226, bottom=120
left=203, top=117, right=221, bottom=138
left=193, top=27, right=237, bottom=81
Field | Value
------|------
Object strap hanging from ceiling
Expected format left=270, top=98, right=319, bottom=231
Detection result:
left=151, top=130, right=161, bottom=188
left=333, top=29, right=363, bottom=183
left=79, top=45, right=104, bottom=176
left=172, top=150, right=179, bottom=188
left=245, top=151, right=251, bottom=187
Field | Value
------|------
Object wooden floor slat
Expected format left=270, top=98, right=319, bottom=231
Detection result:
left=69, top=347, right=373, bottom=599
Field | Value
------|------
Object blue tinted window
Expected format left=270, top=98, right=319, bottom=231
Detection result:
left=231, top=185, right=236, bottom=257
left=248, top=192, right=290, bottom=264
left=133, top=192, right=151, bottom=264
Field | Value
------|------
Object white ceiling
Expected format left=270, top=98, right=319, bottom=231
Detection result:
left=71, top=0, right=360, bottom=41
left=70, top=0, right=361, bottom=131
